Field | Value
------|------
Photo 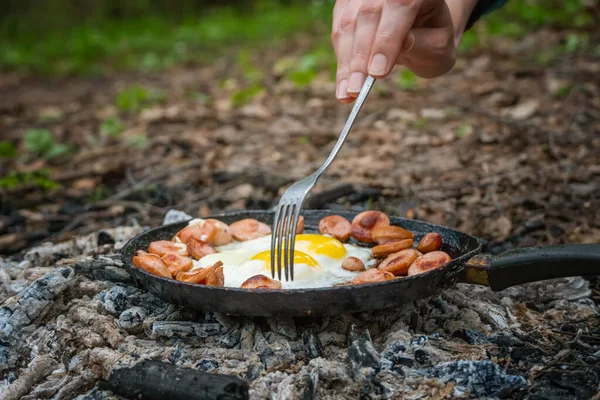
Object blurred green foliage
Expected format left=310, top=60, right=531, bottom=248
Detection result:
left=116, top=84, right=165, bottom=112
left=0, top=0, right=594, bottom=77
left=100, top=116, right=124, bottom=138
left=24, top=129, right=75, bottom=160
left=0, top=141, right=18, bottom=159
left=0, top=169, right=58, bottom=190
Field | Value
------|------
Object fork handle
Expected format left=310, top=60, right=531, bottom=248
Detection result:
left=314, top=76, right=376, bottom=179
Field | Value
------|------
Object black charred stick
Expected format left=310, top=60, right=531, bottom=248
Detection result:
left=102, top=360, right=249, bottom=400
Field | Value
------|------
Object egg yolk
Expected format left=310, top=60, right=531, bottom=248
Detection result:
left=294, top=234, right=347, bottom=259
left=252, top=250, right=320, bottom=270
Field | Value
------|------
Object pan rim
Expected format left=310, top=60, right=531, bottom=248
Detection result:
left=120, top=209, right=482, bottom=294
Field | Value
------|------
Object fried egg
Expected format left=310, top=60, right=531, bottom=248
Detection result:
left=193, top=233, right=375, bottom=289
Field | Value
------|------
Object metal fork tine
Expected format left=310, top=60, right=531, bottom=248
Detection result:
left=284, top=204, right=297, bottom=281
left=277, top=203, right=288, bottom=281
left=289, top=206, right=301, bottom=281
left=270, top=205, right=283, bottom=279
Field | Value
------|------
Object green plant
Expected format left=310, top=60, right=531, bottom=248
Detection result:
left=126, top=134, right=148, bottom=149
left=116, top=84, right=165, bottom=112
left=100, top=116, right=124, bottom=138
left=413, top=117, right=427, bottom=130
left=0, top=141, right=17, bottom=158
left=396, top=69, right=417, bottom=90
left=0, top=169, right=58, bottom=190
left=23, top=128, right=74, bottom=160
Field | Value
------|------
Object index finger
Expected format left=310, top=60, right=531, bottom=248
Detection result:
left=368, top=0, right=421, bottom=77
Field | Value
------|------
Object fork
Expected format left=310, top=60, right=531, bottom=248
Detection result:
left=270, top=75, right=376, bottom=281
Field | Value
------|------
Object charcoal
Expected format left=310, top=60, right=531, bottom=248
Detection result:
left=347, top=326, right=380, bottom=395
left=302, top=328, right=324, bottom=360
left=168, top=344, right=183, bottom=364
left=150, top=321, right=221, bottom=339
left=427, top=360, right=528, bottom=397
left=97, top=231, right=115, bottom=246
left=196, top=359, right=219, bottom=372
left=267, top=317, right=297, bottom=340
left=103, top=360, right=249, bottom=400
left=240, top=319, right=256, bottom=350
left=75, top=255, right=132, bottom=283
left=254, top=330, right=294, bottom=371
left=101, top=286, right=129, bottom=314
left=118, top=307, right=147, bottom=332
left=220, top=328, right=242, bottom=348
left=452, top=329, right=487, bottom=344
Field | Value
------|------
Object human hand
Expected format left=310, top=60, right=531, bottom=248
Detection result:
left=332, top=0, right=472, bottom=103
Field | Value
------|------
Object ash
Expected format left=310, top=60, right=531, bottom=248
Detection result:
left=1, top=224, right=598, bottom=400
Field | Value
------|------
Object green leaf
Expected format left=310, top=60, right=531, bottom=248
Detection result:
left=24, top=128, right=55, bottom=155
left=0, top=141, right=17, bottom=158
left=396, top=69, right=417, bottom=90
left=100, top=116, right=125, bottom=138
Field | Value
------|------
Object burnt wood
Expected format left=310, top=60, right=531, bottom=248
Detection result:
left=102, top=360, right=249, bottom=400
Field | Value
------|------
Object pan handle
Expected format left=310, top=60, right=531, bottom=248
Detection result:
left=464, top=243, right=600, bottom=291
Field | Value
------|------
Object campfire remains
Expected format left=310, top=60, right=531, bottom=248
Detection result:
left=1, top=211, right=598, bottom=399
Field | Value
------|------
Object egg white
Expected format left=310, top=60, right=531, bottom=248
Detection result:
left=192, top=235, right=374, bottom=289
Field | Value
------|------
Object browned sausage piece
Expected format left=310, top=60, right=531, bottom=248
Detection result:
left=148, top=240, right=188, bottom=257
left=350, top=268, right=396, bottom=285
left=372, top=239, right=414, bottom=258
left=176, top=261, right=223, bottom=284
left=204, top=219, right=233, bottom=246
left=318, top=215, right=352, bottom=241
left=279, top=216, right=305, bottom=234
left=341, top=256, right=366, bottom=272
left=408, top=251, right=452, bottom=276
left=416, top=232, right=442, bottom=253
left=372, top=225, right=414, bottom=244
left=133, top=254, right=171, bottom=279
left=229, top=219, right=272, bottom=242
left=351, top=211, right=391, bottom=243
left=241, top=274, right=282, bottom=289
left=162, top=253, right=194, bottom=277
left=378, top=249, right=421, bottom=276
left=185, top=237, right=217, bottom=260
left=177, top=223, right=216, bottom=245
left=206, top=264, right=225, bottom=287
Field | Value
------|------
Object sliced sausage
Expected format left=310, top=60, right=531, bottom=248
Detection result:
left=350, top=268, right=396, bottom=285
left=351, top=211, right=390, bottom=243
left=408, top=251, right=452, bottom=276
left=318, top=215, right=352, bottom=241
left=176, top=261, right=223, bottom=284
left=185, top=237, right=217, bottom=260
left=241, top=274, right=282, bottom=289
left=133, top=254, right=171, bottom=279
left=372, top=239, right=414, bottom=258
left=204, top=219, right=233, bottom=246
left=378, top=249, right=421, bottom=276
left=341, top=256, right=366, bottom=272
left=206, top=264, right=225, bottom=287
left=229, top=219, right=272, bottom=241
left=177, top=223, right=216, bottom=245
left=416, top=232, right=442, bottom=253
left=161, top=253, right=194, bottom=277
left=372, top=225, right=414, bottom=244
left=148, top=240, right=188, bottom=257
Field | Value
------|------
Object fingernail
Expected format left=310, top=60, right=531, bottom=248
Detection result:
left=369, top=53, right=388, bottom=76
left=337, top=79, right=349, bottom=99
left=402, top=32, right=415, bottom=52
left=347, top=72, right=365, bottom=93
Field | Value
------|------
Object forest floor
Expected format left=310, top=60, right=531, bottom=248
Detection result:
left=0, top=24, right=598, bottom=257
